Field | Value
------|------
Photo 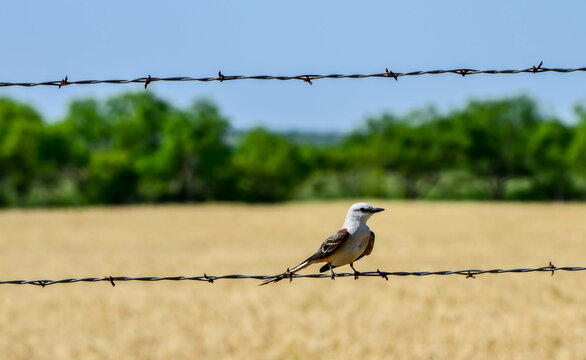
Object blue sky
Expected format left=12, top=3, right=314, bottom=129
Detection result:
left=1, top=1, right=585, bottom=132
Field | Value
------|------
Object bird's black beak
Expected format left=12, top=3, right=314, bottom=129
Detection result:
left=370, top=207, right=385, bottom=213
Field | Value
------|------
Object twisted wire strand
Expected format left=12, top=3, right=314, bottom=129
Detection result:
left=1, top=63, right=584, bottom=89
left=1, top=265, right=584, bottom=287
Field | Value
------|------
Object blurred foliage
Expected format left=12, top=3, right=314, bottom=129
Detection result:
left=0, top=93, right=585, bottom=206
left=347, top=108, right=464, bottom=198
left=450, top=96, right=540, bottom=199
left=0, top=99, right=44, bottom=206
left=233, top=128, right=307, bottom=202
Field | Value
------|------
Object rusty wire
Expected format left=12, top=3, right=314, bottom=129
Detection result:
left=0, top=263, right=584, bottom=287
left=1, top=62, right=586, bottom=89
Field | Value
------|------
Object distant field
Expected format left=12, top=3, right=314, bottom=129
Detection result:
left=0, top=202, right=585, bottom=359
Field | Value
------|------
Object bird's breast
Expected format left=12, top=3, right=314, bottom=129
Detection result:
left=328, top=227, right=370, bottom=267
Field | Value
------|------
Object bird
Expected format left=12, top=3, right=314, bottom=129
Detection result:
left=260, top=202, right=384, bottom=285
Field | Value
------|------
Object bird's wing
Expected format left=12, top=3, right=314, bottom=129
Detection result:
left=308, top=228, right=350, bottom=262
left=355, top=231, right=375, bottom=262
left=364, top=231, right=375, bottom=256
left=259, top=228, right=350, bottom=285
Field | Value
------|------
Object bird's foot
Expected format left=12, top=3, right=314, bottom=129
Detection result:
left=329, top=264, right=336, bottom=280
left=350, top=263, right=360, bottom=280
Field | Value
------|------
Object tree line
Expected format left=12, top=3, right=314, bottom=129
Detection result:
left=1, top=92, right=586, bottom=207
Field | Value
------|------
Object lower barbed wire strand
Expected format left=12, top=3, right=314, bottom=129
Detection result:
left=0, top=266, right=584, bottom=287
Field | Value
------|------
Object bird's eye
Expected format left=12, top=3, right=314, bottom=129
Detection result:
left=359, top=208, right=366, bottom=212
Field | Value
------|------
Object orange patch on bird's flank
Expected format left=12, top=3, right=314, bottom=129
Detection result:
left=342, top=228, right=347, bottom=231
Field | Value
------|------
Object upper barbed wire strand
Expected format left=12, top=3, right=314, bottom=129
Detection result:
left=2, top=63, right=586, bottom=88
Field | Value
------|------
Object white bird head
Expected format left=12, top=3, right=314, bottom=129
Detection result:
left=344, top=202, right=385, bottom=226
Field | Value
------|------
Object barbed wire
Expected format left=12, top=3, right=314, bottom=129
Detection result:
left=1, top=62, right=586, bottom=89
left=0, top=263, right=584, bottom=287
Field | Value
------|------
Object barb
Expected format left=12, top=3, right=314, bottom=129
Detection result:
left=0, top=265, right=584, bottom=287
left=1, top=63, right=585, bottom=89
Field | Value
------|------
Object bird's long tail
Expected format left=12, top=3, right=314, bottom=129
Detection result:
left=259, top=257, right=314, bottom=286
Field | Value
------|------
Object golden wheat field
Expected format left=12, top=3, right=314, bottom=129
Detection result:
left=0, top=201, right=585, bottom=359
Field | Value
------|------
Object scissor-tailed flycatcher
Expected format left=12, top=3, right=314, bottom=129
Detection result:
left=260, top=202, right=384, bottom=285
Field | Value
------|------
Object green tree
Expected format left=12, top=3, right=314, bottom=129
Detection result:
left=348, top=109, right=462, bottom=198
left=526, top=120, right=574, bottom=200
left=83, top=150, right=138, bottom=204
left=452, top=96, right=541, bottom=199
left=65, top=93, right=175, bottom=203
left=0, top=98, right=44, bottom=205
left=232, top=128, right=307, bottom=202
left=568, top=106, right=586, bottom=197
left=62, top=99, right=110, bottom=151
left=104, top=92, right=170, bottom=155
left=37, top=120, right=90, bottom=179
left=136, top=100, right=234, bottom=201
